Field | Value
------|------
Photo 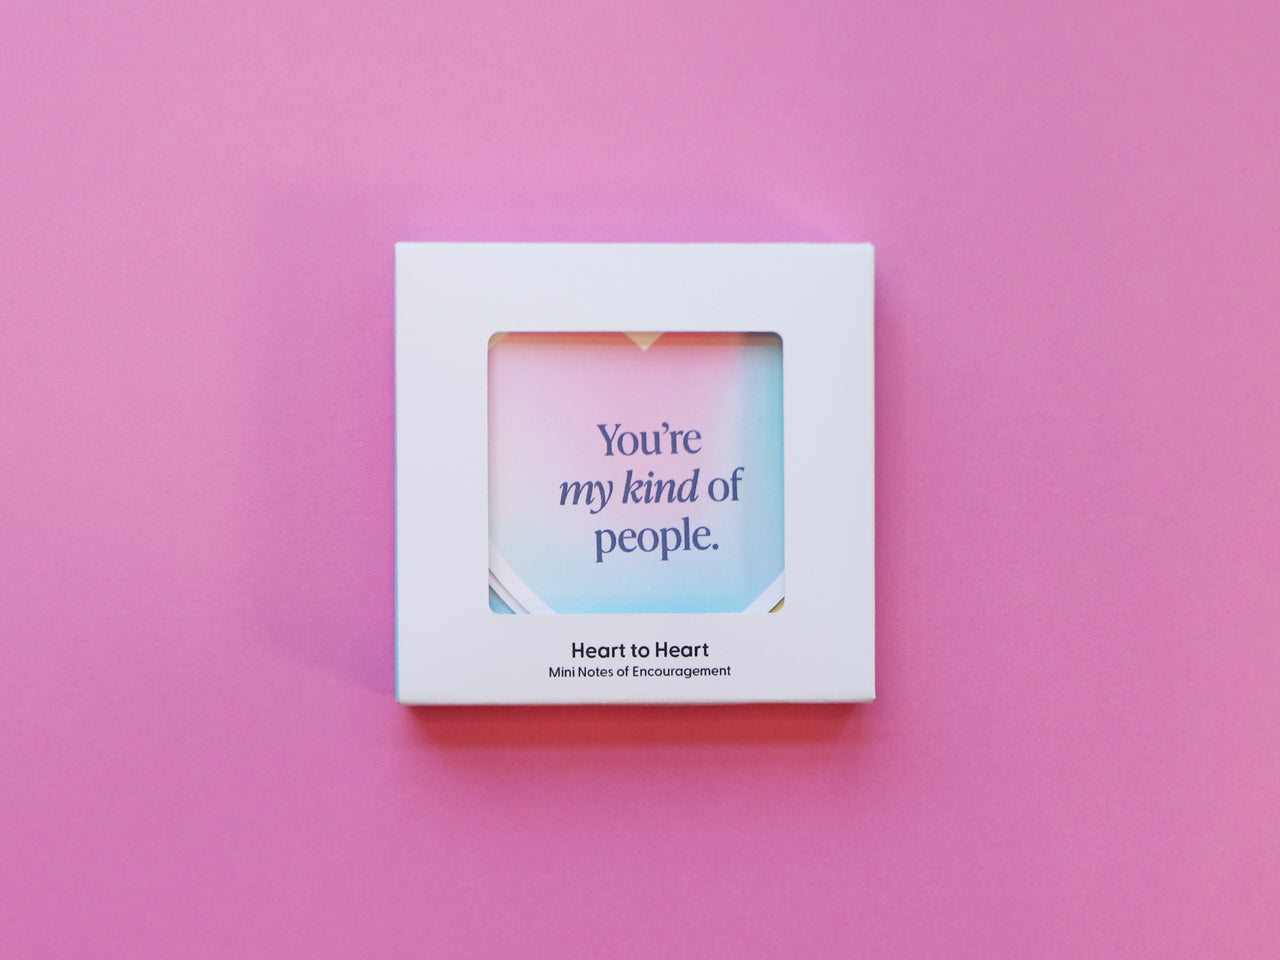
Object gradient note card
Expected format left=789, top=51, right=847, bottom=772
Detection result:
left=488, top=332, right=784, bottom=615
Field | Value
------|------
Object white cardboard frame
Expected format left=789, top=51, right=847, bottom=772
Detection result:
left=396, top=243, right=874, bottom=704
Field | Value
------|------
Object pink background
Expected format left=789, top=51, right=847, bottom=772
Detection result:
left=2, top=1, right=1276, bottom=956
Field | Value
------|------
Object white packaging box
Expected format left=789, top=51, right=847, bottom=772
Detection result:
left=396, top=243, right=874, bottom=704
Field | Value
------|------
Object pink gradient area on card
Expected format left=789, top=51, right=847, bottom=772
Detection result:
left=488, top=333, right=783, bottom=613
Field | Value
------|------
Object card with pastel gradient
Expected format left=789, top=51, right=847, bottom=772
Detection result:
left=488, top=332, right=784, bottom=614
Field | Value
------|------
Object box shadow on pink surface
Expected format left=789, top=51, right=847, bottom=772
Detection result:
left=409, top=703, right=860, bottom=748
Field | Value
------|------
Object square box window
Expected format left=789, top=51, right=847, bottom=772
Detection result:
left=487, top=332, right=784, bottom=614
